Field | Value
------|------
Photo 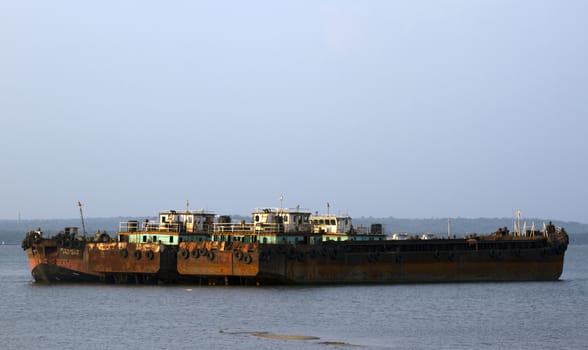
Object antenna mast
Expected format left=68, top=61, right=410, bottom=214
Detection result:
left=517, top=209, right=521, bottom=237
left=78, top=201, right=87, bottom=237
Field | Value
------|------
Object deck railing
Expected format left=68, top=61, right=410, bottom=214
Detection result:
left=213, top=222, right=292, bottom=233
left=214, top=222, right=254, bottom=233
left=119, top=221, right=182, bottom=232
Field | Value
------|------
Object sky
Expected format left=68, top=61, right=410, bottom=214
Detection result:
left=1, top=1, right=587, bottom=222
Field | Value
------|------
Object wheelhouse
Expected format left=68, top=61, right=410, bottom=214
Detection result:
left=311, top=215, right=353, bottom=234
left=310, top=214, right=385, bottom=242
left=211, top=207, right=313, bottom=244
left=118, top=209, right=215, bottom=245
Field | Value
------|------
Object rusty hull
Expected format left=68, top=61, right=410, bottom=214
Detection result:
left=86, top=242, right=160, bottom=273
left=256, top=242, right=565, bottom=284
left=174, top=237, right=567, bottom=285
left=85, top=242, right=178, bottom=283
left=177, top=242, right=259, bottom=280
left=26, top=239, right=104, bottom=283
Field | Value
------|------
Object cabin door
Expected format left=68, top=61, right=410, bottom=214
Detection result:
left=185, top=215, right=194, bottom=232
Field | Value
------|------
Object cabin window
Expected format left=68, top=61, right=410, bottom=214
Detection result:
left=142, top=235, right=147, bottom=243
left=283, top=216, right=288, bottom=222
left=153, top=235, right=157, bottom=242
left=263, top=237, right=267, bottom=243
left=169, top=236, right=174, bottom=243
left=255, top=215, right=260, bottom=222
left=187, top=217, right=193, bottom=223
left=330, top=220, right=336, bottom=225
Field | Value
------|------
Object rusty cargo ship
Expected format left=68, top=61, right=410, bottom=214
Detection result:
left=22, top=205, right=569, bottom=285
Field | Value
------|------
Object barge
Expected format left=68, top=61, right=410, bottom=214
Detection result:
left=21, top=205, right=569, bottom=285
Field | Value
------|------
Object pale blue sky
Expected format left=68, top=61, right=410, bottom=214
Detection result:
left=1, top=1, right=587, bottom=222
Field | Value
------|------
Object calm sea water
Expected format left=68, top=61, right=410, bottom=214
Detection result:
left=1, top=239, right=587, bottom=350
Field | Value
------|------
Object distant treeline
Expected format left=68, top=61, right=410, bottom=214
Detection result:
left=1, top=216, right=587, bottom=244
